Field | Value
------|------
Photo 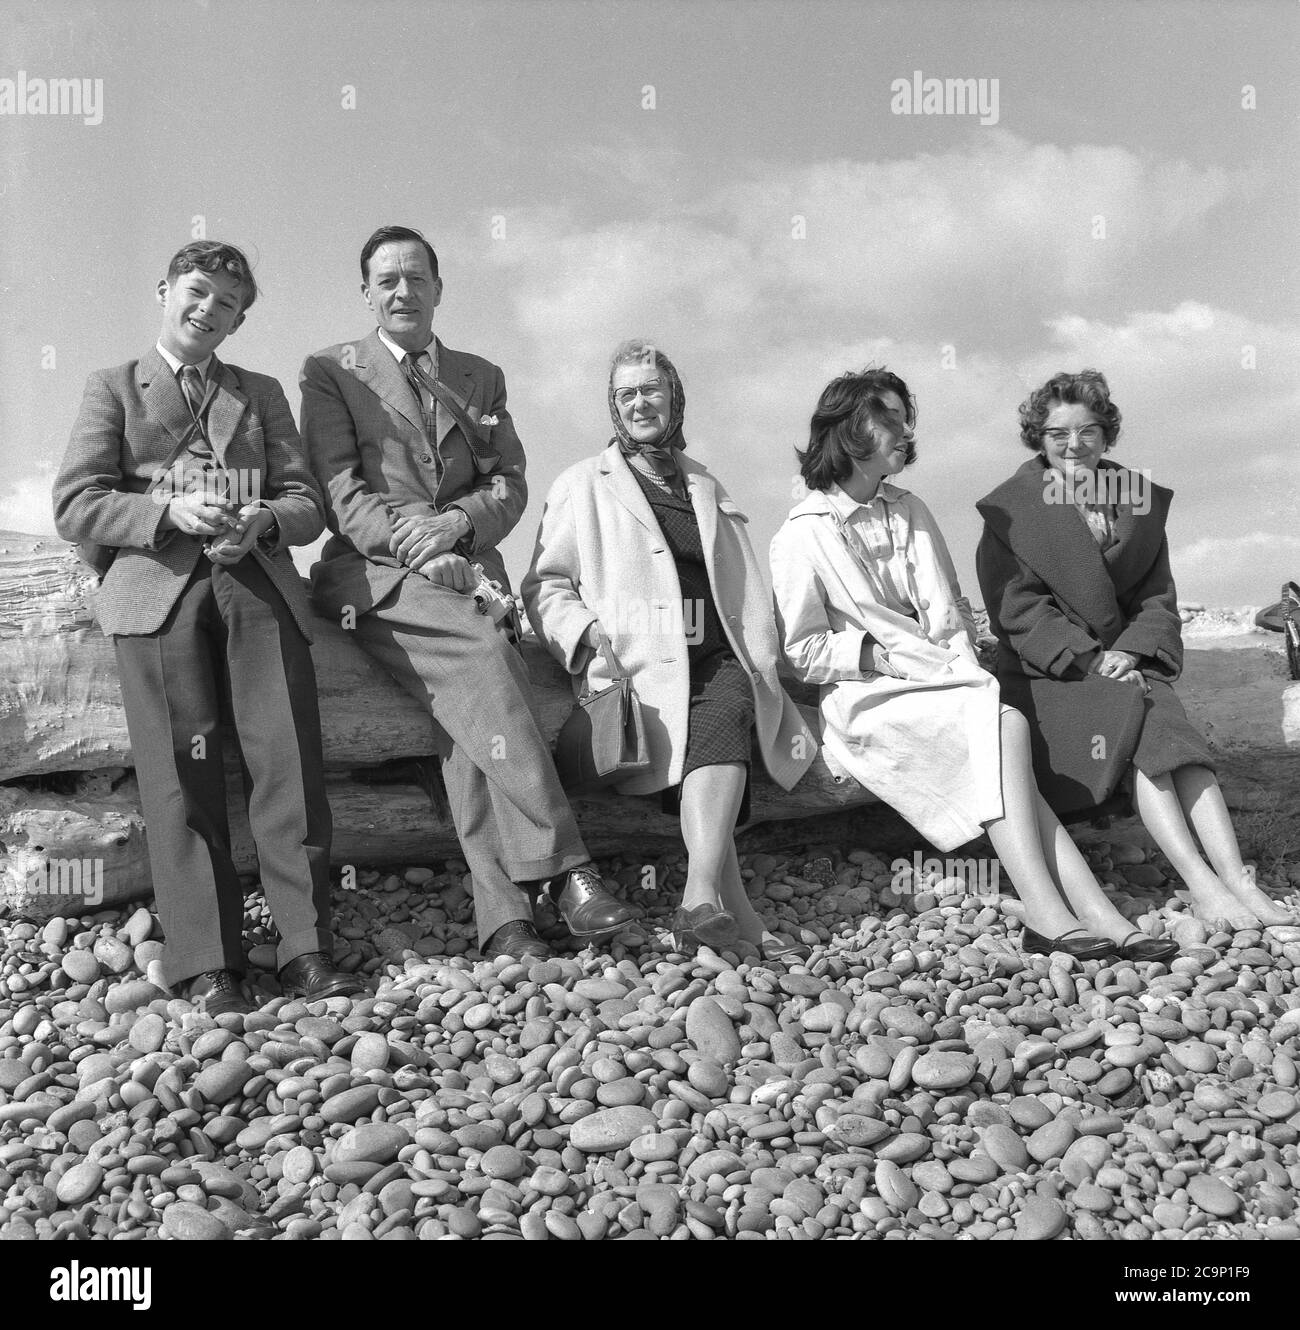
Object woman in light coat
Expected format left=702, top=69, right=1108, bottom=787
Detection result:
left=771, top=366, right=1176, bottom=962
left=524, top=340, right=817, bottom=957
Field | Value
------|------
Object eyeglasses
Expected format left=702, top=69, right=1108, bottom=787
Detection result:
left=614, top=379, right=667, bottom=408
left=1042, top=425, right=1105, bottom=446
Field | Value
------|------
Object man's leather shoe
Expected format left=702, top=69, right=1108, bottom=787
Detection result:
left=547, top=865, right=641, bottom=941
left=278, top=952, right=366, bottom=1001
left=181, top=969, right=252, bottom=1018
left=483, top=919, right=551, bottom=962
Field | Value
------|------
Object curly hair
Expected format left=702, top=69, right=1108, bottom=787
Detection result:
left=1018, top=369, right=1122, bottom=452
left=165, top=240, right=258, bottom=313
left=798, top=366, right=917, bottom=492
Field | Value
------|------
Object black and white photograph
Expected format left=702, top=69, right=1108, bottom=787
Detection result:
left=1, top=0, right=1297, bottom=1287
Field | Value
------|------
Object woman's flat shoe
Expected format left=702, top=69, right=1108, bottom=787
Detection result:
left=670, top=904, right=738, bottom=953
left=1021, top=926, right=1116, bottom=961
left=1114, top=931, right=1179, bottom=964
left=760, top=933, right=811, bottom=964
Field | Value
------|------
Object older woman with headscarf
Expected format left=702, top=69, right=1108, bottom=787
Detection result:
left=976, top=369, right=1293, bottom=931
left=523, top=339, right=817, bottom=959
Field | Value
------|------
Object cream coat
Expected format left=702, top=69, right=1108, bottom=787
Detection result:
left=523, top=443, right=817, bottom=796
left=770, top=483, right=1003, bottom=850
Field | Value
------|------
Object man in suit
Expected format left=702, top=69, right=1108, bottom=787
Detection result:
left=300, top=225, right=638, bottom=961
left=53, top=240, right=364, bottom=1016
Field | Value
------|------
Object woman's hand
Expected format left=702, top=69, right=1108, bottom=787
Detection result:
left=581, top=622, right=607, bottom=652
left=1090, top=649, right=1139, bottom=679
left=1116, top=668, right=1149, bottom=693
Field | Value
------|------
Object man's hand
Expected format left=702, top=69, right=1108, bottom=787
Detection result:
left=162, top=492, right=239, bottom=538
left=390, top=511, right=469, bottom=570
left=1115, top=668, right=1149, bottom=693
left=207, top=504, right=275, bottom=565
left=1089, top=649, right=1139, bottom=679
left=417, top=553, right=475, bottom=592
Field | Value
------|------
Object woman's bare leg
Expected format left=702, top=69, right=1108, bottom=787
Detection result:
left=1172, top=765, right=1293, bottom=925
left=1031, top=792, right=1135, bottom=942
left=715, top=840, right=771, bottom=945
left=1133, top=768, right=1258, bottom=929
left=680, top=763, right=746, bottom=913
left=984, top=708, right=1097, bottom=938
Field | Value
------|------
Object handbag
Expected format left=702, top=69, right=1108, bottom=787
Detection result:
left=553, top=634, right=651, bottom=793
left=75, top=379, right=220, bottom=580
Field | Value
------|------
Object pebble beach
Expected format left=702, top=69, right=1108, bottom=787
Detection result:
left=3, top=824, right=1299, bottom=1243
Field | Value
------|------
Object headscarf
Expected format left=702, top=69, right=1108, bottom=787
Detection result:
left=607, top=341, right=687, bottom=481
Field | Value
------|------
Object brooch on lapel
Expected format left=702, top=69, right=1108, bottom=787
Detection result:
left=479, top=413, right=499, bottom=428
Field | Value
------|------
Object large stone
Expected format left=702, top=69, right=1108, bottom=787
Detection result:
left=685, top=996, right=742, bottom=1064
left=569, top=1107, right=658, bottom=1153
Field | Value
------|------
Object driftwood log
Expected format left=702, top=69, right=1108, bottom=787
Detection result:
left=2, top=530, right=1297, bottom=918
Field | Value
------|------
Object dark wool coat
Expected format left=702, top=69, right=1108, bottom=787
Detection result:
left=976, top=455, right=1215, bottom=813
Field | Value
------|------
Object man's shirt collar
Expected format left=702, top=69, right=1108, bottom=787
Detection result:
left=156, top=342, right=213, bottom=380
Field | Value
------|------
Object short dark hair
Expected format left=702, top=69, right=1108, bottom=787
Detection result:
left=798, top=366, right=917, bottom=492
left=360, top=225, right=439, bottom=283
left=1019, top=369, right=1122, bottom=452
left=165, top=240, right=257, bottom=313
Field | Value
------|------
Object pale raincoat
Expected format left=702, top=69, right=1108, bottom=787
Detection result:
left=770, top=482, right=1003, bottom=850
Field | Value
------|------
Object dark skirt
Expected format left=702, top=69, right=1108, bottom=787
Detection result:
left=660, top=651, right=755, bottom=824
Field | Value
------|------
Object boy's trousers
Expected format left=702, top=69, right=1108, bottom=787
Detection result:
left=112, top=552, right=333, bottom=988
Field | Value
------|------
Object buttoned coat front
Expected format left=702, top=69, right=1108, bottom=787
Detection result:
left=52, top=349, right=325, bottom=639
left=300, top=332, right=526, bottom=617
left=770, top=484, right=1003, bottom=851
left=523, top=443, right=817, bottom=797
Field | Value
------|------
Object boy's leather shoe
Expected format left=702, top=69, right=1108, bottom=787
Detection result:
left=181, top=969, right=252, bottom=1018
left=278, top=952, right=366, bottom=1001
left=547, top=866, right=641, bottom=940
left=483, top=920, right=551, bottom=962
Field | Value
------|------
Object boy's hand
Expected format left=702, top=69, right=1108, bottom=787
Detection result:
left=206, top=504, right=274, bottom=565
left=164, top=492, right=238, bottom=538
left=416, top=553, right=474, bottom=592
left=391, top=511, right=469, bottom=569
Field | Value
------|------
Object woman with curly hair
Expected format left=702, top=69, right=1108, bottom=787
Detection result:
left=976, top=370, right=1291, bottom=930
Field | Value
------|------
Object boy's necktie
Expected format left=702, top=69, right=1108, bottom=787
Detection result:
left=179, top=365, right=215, bottom=453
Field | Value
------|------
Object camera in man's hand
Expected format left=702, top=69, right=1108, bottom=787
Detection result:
left=470, top=563, right=519, bottom=632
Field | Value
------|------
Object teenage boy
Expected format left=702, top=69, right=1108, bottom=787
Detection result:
left=53, top=240, right=363, bottom=1016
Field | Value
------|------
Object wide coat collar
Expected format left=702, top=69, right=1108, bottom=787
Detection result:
left=135, top=346, right=248, bottom=466
left=596, top=440, right=721, bottom=561
left=349, top=330, right=476, bottom=447
left=976, top=454, right=1173, bottom=632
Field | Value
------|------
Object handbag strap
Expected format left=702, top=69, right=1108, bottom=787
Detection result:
left=592, top=628, right=630, bottom=679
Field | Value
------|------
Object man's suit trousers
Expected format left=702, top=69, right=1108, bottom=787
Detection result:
left=113, top=554, right=333, bottom=988
left=350, top=573, right=589, bottom=945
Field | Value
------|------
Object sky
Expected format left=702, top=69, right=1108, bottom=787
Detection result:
left=3, top=0, right=1297, bottom=608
